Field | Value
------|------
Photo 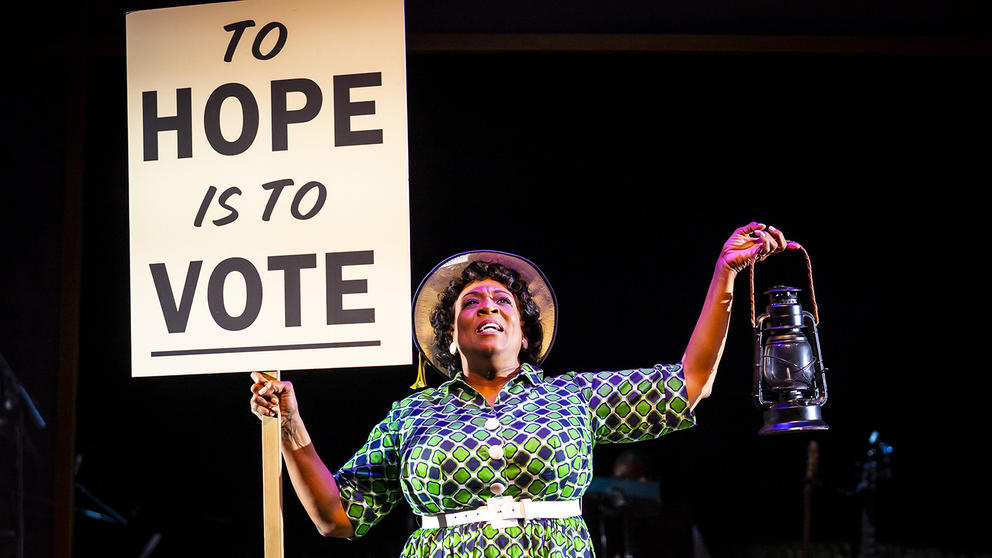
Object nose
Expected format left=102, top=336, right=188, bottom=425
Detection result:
left=479, top=299, right=499, bottom=314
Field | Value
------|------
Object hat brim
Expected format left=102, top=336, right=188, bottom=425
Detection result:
left=412, top=250, right=557, bottom=378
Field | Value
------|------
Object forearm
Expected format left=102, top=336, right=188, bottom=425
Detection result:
left=682, top=262, right=737, bottom=409
left=280, top=415, right=354, bottom=538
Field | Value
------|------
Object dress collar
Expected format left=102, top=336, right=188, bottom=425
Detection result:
left=444, top=363, right=545, bottom=393
left=517, top=363, right=545, bottom=384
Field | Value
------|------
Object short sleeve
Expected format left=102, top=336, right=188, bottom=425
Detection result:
left=586, top=363, right=696, bottom=444
left=332, top=403, right=404, bottom=538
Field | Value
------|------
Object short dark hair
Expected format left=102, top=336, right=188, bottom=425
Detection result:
left=429, top=261, right=543, bottom=376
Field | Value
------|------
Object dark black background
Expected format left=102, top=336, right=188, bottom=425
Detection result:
left=2, top=1, right=990, bottom=557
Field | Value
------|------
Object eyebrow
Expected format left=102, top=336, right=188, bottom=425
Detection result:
left=461, top=287, right=513, bottom=299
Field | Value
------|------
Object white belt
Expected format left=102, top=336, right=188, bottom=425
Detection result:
left=421, top=497, right=581, bottom=530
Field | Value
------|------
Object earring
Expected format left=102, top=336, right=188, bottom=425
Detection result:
left=521, top=338, right=528, bottom=350
left=449, top=341, right=458, bottom=355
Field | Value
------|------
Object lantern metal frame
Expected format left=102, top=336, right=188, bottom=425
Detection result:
left=752, top=286, right=829, bottom=435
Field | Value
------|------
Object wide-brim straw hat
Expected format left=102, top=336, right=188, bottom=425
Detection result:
left=412, top=250, right=558, bottom=379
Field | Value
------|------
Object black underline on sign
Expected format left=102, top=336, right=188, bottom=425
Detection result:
left=150, top=340, right=381, bottom=357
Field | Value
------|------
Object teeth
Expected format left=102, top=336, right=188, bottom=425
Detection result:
left=478, top=324, right=501, bottom=332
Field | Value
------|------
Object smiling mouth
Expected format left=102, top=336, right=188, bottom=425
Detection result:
left=476, top=323, right=503, bottom=333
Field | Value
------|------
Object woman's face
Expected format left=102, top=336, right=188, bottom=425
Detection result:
left=452, top=278, right=525, bottom=365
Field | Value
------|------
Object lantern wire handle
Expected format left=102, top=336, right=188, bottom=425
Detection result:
left=749, top=244, right=819, bottom=327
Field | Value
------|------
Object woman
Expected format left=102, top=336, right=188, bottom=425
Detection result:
left=250, top=222, right=795, bottom=557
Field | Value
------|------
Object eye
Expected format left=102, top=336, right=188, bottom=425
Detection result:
left=497, top=296, right=513, bottom=305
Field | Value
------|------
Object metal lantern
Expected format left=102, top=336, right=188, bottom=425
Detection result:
left=753, top=285, right=829, bottom=435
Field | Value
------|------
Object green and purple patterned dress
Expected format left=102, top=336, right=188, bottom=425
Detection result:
left=333, top=363, right=696, bottom=557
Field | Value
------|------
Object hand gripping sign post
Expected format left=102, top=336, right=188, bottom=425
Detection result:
left=126, top=0, right=410, bottom=554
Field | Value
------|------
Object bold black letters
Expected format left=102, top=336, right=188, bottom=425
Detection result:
left=261, top=179, right=294, bottom=221
left=204, top=83, right=259, bottom=156
left=222, top=20, right=255, bottom=62
left=207, top=257, right=263, bottom=331
left=271, top=79, right=322, bottom=151
left=268, top=254, right=317, bottom=327
left=333, top=73, right=383, bottom=147
left=142, top=89, right=192, bottom=161
left=252, top=22, right=288, bottom=60
left=151, top=250, right=376, bottom=333
left=290, top=181, right=326, bottom=220
left=150, top=261, right=202, bottom=333
left=326, top=251, right=375, bottom=324
left=142, top=73, right=384, bottom=158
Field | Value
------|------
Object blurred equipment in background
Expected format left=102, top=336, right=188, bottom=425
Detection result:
left=852, top=431, right=894, bottom=558
left=584, top=450, right=709, bottom=558
left=801, top=440, right=820, bottom=558
left=73, top=452, right=174, bottom=558
left=1, top=351, right=47, bottom=558
left=74, top=456, right=129, bottom=529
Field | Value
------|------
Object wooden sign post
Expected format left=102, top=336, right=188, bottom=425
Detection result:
left=125, top=1, right=410, bottom=553
left=260, top=371, right=284, bottom=557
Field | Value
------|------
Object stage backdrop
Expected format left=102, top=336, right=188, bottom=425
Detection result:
left=125, top=0, right=410, bottom=377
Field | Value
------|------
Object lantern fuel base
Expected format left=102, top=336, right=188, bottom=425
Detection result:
left=753, top=286, right=829, bottom=435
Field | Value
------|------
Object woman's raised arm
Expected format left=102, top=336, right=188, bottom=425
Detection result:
left=682, top=222, right=795, bottom=409
left=250, top=372, right=355, bottom=538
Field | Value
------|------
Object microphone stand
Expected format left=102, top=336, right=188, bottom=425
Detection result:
left=1, top=351, right=47, bottom=558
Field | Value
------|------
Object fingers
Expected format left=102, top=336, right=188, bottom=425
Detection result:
left=767, top=225, right=786, bottom=248
left=249, top=381, right=279, bottom=407
left=251, top=370, right=280, bottom=385
left=722, top=222, right=801, bottom=273
left=742, top=223, right=799, bottom=261
left=763, top=226, right=784, bottom=254
left=250, top=372, right=286, bottom=395
left=251, top=393, right=280, bottom=418
left=736, top=221, right=801, bottom=256
left=764, top=225, right=801, bottom=253
left=735, top=221, right=765, bottom=236
left=749, top=228, right=776, bottom=260
left=249, top=371, right=284, bottom=419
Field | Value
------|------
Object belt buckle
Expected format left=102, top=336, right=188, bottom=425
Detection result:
left=486, top=496, right=522, bottom=530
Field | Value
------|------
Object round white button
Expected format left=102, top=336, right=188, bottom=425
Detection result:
left=490, top=482, right=506, bottom=495
left=487, top=444, right=503, bottom=459
left=484, top=417, right=500, bottom=430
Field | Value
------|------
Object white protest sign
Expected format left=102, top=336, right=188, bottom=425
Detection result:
left=126, top=0, right=410, bottom=377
